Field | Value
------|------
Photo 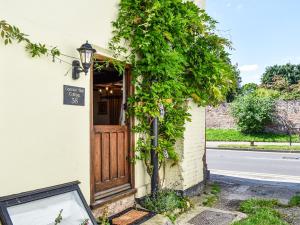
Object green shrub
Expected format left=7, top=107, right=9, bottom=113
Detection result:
left=230, top=94, right=275, bottom=134
left=255, top=88, right=280, bottom=99
left=240, top=83, right=258, bottom=95
left=281, top=91, right=300, bottom=100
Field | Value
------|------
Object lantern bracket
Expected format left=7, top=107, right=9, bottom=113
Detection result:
left=72, top=60, right=83, bottom=80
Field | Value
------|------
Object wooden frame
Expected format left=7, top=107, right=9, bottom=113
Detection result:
left=90, top=54, right=135, bottom=206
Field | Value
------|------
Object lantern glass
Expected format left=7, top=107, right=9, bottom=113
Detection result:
left=79, top=49, right=93, bottom=65
left=77, top=41, right=96, bottom=74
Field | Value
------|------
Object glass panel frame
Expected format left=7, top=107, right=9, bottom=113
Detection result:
left=0, top=182, right=97, bottom=225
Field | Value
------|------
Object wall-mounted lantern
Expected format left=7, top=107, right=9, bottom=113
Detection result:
left=72, top=41, right=96, bottom=80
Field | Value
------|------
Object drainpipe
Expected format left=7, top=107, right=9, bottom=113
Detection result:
left=151, top=117, right=159, bottom=196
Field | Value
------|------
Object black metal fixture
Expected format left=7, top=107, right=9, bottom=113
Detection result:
left=150, top=103, right=165, bottom=197
left=150, top=117, right=159, bottom=196
left=72, top=41, right=96, bottom=80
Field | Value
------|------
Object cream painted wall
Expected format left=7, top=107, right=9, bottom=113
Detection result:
left=135, top=102, right=206, bottom=197
left=182, top=103, right=206, bottom=189
left=0, top=0, right=206, bottom=203
left=0, top=0, right=119, bottom=201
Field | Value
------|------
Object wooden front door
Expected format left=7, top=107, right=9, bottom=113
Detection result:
left=92, top=125, right=130, bottom=199
left=91, top=58, right=133, bottom=204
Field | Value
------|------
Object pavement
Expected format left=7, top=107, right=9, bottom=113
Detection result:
left=207, top=148, right=300, bottom=182
left=143, top=143, right=300, bottom=225
left=211, top=175, right=300, bottom=205
left=211, top=175, right=300, bottom=225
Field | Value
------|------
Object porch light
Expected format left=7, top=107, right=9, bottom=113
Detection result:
left=72, top=41, right=96, bottom=80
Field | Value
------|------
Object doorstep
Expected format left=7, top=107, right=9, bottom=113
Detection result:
left=92, top=188, right=137, bottom=218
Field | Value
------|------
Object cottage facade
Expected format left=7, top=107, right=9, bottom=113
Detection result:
left=0, top=0, right=206, bottom=216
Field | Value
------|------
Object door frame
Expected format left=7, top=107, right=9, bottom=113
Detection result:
left=89, top=54, right=135, bottom=206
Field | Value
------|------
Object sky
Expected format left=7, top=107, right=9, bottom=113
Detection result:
left=206, top=0, right=300, bottom=85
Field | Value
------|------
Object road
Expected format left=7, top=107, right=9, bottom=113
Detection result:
left=207, top=149, right=300, bottom=183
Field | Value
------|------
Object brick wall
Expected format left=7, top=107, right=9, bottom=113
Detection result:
left=206, top=100, right=300, bottom=133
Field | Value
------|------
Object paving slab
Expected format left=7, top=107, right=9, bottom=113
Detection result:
left=175, top=206, right=246, bottom=225
left=188, top=210, right=236, bottom=225
left=141, top=214, right=173, bottom=225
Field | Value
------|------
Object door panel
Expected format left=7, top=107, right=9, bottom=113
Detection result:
left=92, top=125, right=130, bottom=197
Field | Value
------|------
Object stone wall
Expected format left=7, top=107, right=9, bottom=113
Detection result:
left=206, top=103, right=236, bottom=129
left=206, top=100, right=300, bottom=133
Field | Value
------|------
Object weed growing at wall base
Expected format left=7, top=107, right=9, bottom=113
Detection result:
left=140, top=189, right=191, bottom=222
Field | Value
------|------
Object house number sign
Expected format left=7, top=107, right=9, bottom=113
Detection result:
left=63, top=85, right=85, bottom=106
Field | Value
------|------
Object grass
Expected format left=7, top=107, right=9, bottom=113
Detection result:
left=218, top=144, right=300, bottom=151
left=232, top=199, right=288, bottom=225
left=238, top=199, right=280, bottom=214
left=206, top=128, right=299, bottom=143
left=233, top=209, right=288, bottom=225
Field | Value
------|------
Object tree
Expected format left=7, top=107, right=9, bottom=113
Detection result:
left=240, top=83, right=258, bottom=95
left=282, top=81, right=300, bottom=100
left=226, top=64, right=242, bottom=102
left=261, top=63, right=300, bottom=85
left=230, top=94, right=275, bottom=134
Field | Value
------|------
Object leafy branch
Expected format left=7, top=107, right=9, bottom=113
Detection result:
left=0, top=20, right=60, bottom=58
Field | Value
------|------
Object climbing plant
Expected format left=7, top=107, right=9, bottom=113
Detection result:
left=0, top=20, right=60, bottom=58
left=110, top=0, right=237, bottom=177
